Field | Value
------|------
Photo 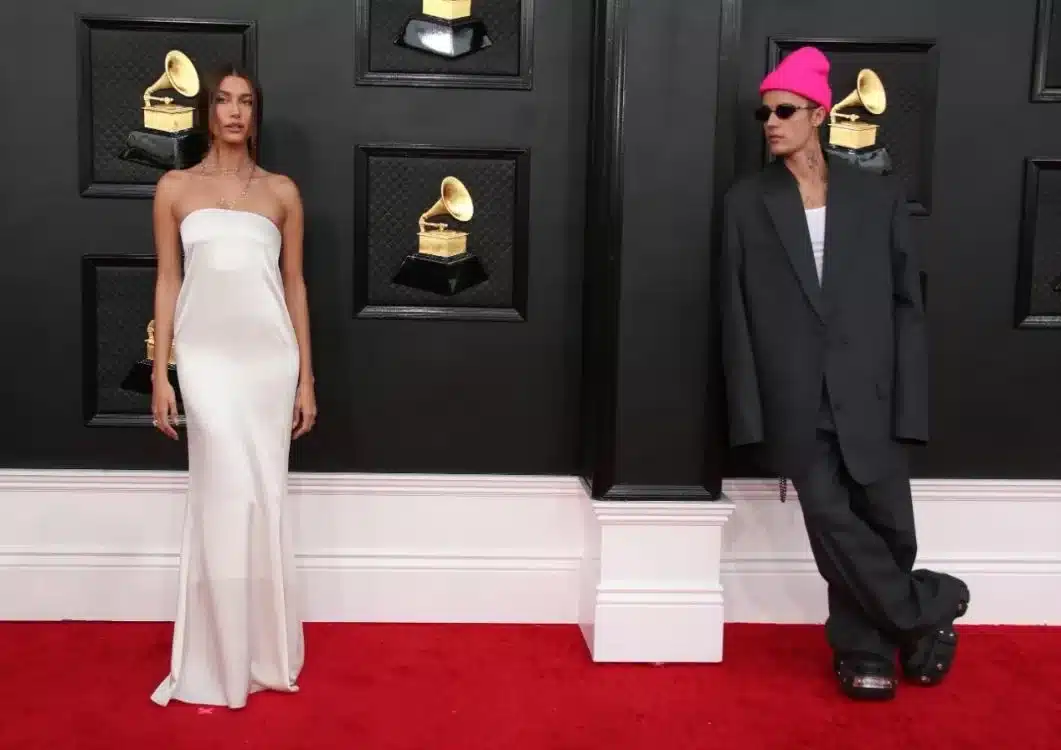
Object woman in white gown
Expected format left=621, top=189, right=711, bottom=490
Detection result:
left=148, top=65, right=317, bottom=709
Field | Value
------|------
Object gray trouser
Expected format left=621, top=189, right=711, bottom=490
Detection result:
left=790, top=391, right=965, bottom=659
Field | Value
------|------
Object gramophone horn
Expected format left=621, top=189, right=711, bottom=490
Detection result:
left=830, top=68, right=886, bottom=120
left=440, top=176, right=474, bottom=221
left=143, top=50, right=200, bottom=107
left=165, top=50, right=201, bottom=98
left=419, top=176, right=474, bottom=231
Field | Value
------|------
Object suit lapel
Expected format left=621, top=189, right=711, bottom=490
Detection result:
left=762, top=161, right=823, bottom=320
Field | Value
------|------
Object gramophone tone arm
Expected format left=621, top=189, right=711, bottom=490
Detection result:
left=418, top=200, right=449, bottom=232
left=144, top=94, right=176, bottom=107
left=142, top=69, right=169, bottom=109
left=418, top=219, right=449, bottom=232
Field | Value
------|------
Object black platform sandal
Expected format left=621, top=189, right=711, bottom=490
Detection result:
left=834, top=653, right=898, bottom=701
left=901, top=590, right=970, bottom=686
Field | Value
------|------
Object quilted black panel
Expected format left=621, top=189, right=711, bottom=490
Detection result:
left=88, top=260, right=155, bottom=417
left=771, top=39, right=938, bottom=213
left=1041, top=0, right=1061, bottom=90
left=1017, top=160, right=1061, bottom=327
left=360, top=151, right=523, bottom=308
left=79, top=17, right=254, bottom=192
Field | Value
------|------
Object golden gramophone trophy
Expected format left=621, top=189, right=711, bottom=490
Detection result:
left=118, top=50, right=207, bottom=171
left=392, top=176, right=489, bottom=296
left=823, top=68, right=893, bottom=175
left=120, top=319, right=181, bottom=402
left=395, top=0, right=492, bottom=59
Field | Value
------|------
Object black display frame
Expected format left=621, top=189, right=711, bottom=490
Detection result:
left=81, top=253, right=159, bottom=427
left=352, top=143, right=532, bottom=322
left=1015, top=157, right=1061, bottom=329
left=76, top=13, right=258, bottom=199
left=765, top=35, right=939, bottom=216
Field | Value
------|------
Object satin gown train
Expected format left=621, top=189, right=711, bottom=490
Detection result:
left=151, top=207, right=304, bottom=709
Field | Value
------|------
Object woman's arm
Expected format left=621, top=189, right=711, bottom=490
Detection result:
left=152, top=172, right=183, bottom=375
left=151, top=170, right=183, bottom=438
left=276, top=175, right=314, bottom=387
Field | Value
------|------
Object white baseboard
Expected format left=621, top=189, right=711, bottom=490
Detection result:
left=0, top=471, right=1058, bottom=628
left=0, top=471, right=585, bottom=624
left=720, top=478, right=1061, bottom=625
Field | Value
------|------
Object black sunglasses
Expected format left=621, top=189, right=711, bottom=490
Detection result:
left=754, top=103, right=817, bottom=122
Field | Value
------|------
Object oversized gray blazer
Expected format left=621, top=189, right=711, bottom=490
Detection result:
left=719, top=156, right=928, bottom=486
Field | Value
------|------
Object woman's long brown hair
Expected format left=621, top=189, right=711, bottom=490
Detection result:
left=196, top=63, right=263, bottom=163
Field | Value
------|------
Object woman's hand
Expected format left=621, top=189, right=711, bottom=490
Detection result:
left=292, top=379, right=317, bottom=439
left=151, top=377, right=180, bottom=440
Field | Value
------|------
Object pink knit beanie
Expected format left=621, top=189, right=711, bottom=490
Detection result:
left=759, top=46, right=832, bottom=110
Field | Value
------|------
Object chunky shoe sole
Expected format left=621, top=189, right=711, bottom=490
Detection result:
left=901, top=591, right=969, bottom=686
left=835, top=655, right=898, bottom=701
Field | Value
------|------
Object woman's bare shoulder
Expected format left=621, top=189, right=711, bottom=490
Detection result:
left=156, top=167, right=197, bottom=199
left=259, top=170, right=301, bottom=209
left=259, top=169, right=298, bottom=192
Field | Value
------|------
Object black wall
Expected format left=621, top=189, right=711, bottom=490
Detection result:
left=0, top=0, right=594, bottom=477
left=1, top=0, right=1059, bottom=486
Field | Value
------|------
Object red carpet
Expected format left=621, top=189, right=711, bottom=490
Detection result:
left=0, top=622, right=1058, bottom=749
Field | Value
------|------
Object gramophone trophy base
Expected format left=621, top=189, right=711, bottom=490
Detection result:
left=824, top=143, right=893, bottom=176
left=393, top=252, right=488, bottom=296
left=395, top=14, right=493, bottom=59
left=424, top=0, right=471, bottom=18
left=121, top=359, right=182, bottom=403
left=119, top=128, right=207, bottom=172
left=143, top=104, right=196, bottom=133
left=418, top=229, right=467, bottom=258
left=828, top=121, right=879, bottom=151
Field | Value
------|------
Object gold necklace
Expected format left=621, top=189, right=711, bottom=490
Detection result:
left=219, top=167, right=255, bottom=210
left=200, top=158, right=256, bottom=210
left=199, top=152, right=248, bottom=176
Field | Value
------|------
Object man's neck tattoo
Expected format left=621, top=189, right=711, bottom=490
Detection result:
left=805, top=151, right=826, bottom=182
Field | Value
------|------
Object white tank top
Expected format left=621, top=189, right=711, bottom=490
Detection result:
left=805, top=206, right=826, bottom=284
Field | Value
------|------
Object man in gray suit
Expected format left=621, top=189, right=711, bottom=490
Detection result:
left=719, top=46, right=970, bottom=700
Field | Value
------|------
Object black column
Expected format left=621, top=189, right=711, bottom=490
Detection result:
left=581, top=0, right=729, bottom=500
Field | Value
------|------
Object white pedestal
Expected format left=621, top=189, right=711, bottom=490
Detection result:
left=578, top=496, right=736, bottom=662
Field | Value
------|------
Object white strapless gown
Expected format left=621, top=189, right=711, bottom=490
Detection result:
left=151, top=208, right=304, bottom=709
